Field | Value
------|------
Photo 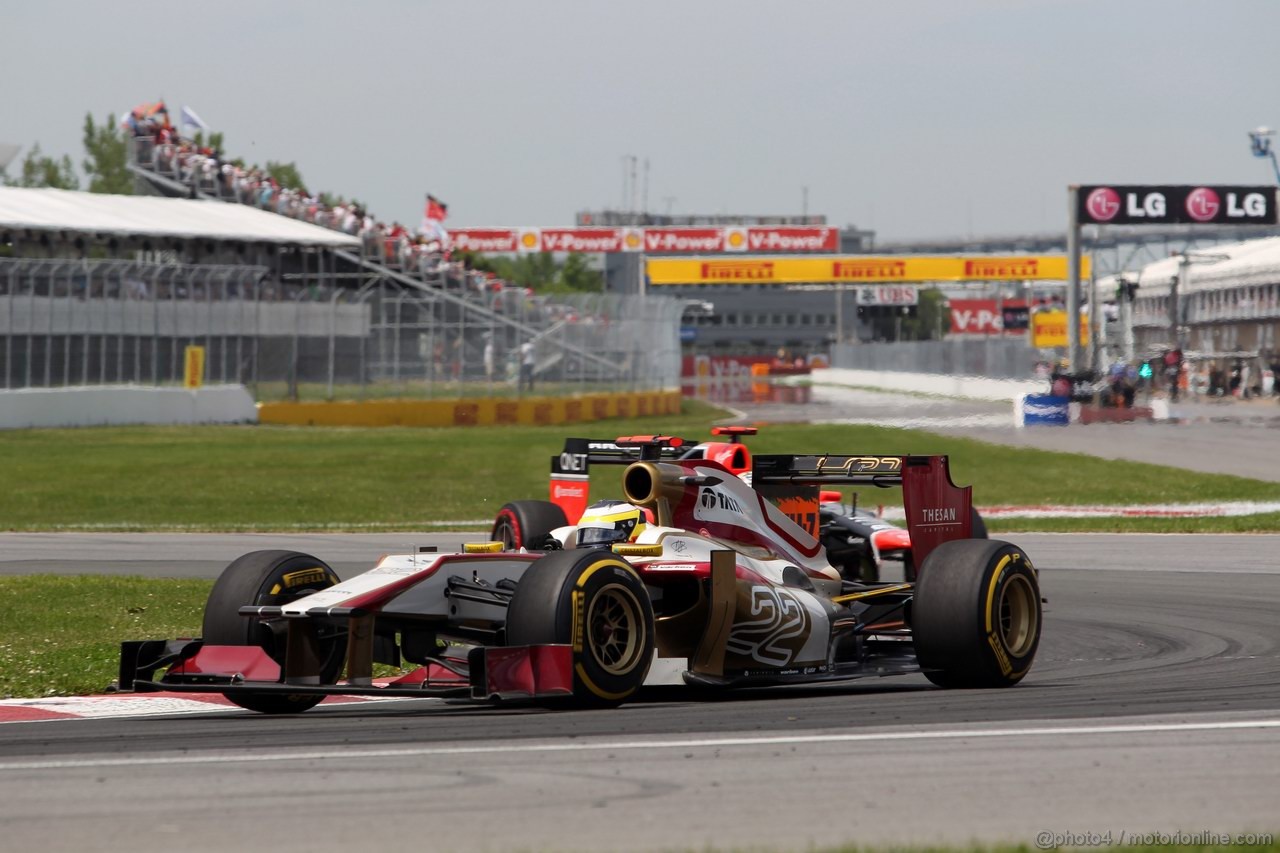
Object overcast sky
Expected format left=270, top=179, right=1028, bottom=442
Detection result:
left=3, top=0, right=1279, bottom=241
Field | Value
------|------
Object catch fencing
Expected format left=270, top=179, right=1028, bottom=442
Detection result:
left=0, top=257, right=682, bottom=400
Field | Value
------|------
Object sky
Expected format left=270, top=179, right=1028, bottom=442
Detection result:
left=3, top=0, right=1279, bottom=242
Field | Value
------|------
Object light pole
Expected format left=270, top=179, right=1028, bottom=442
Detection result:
left=1248, top=127, right=1280, bottom=183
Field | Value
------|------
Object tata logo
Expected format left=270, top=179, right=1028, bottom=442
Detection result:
left=699, top=488, right=742, bottom=513
left=1084, top=187, right=1122, bottom=222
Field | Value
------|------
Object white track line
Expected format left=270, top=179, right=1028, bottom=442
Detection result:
left=4, top=718, right=1278, bottom=772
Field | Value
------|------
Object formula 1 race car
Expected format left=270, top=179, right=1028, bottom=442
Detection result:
left=117, top=434, right=1042, bottom=712
left=492, top=427, right=987, bottom=584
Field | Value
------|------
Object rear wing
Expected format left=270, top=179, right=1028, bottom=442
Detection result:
left=752, top=454, right=972, bottom=566
left=549, top=427, right=757, bottom=523
left=550, top=436, right=695, bottom=522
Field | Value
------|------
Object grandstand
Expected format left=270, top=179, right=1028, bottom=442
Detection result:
left=0, top=142, right=680, bottom=397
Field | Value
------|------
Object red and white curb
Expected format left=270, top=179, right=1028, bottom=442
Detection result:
left=0, top=691, right=432, bottom=724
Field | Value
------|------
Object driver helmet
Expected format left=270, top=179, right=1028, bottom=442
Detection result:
left=577, top=500, right=647, bottom=548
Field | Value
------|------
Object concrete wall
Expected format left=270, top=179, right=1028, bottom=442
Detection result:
left=831, top=338, right=1042, bottom=380
left=0, top=384, right=258, bottom=429
left=814, top=367, right=1042, bottom=401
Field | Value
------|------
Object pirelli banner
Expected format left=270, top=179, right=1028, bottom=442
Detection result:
left=645, top=255, right=1090, bottom=286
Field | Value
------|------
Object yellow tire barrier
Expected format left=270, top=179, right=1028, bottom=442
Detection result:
left=257, top=390, right=683, bottom=428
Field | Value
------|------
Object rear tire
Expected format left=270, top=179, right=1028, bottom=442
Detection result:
left=506, top=549, right=654, bottom=706
left=492, top=500, right=568, bottom=550
left=203, top=550, right=347, bottom=714
left=970, top=506, right=989, bottom=539
left=912, top=539, right=1040, bottom=688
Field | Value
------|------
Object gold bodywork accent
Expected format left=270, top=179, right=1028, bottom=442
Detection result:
left=831, top=582, right=913, bottom=603
left=463, top=541, right=505, bottom=553
left=612, top=543, right=663, bottom=557
left=690, top=550, right=737, bottom=676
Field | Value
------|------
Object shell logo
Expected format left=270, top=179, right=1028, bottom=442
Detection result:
left=624, top=230, right=642, bottom=250
left=726, top=230, right=745, bottom=248
left=520, top=231, right=540, bottom=249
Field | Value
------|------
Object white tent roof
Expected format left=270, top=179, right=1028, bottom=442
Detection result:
left=0, top=186, right=359, bottom=248
left=1135, top=235, right=1280, bottom=296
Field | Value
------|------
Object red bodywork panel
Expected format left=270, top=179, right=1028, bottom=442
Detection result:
left=169, top=645, right=281, bottom=682
left=473, top=644, right=575, bottom=701
left=870, top=527, right=912, bottom=553
left=549, top=477, right=590, bottom=524
left=900, top=456, right=972, bottom=568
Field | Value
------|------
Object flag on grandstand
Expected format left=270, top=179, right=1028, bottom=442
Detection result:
left=181, top=106, right=209, bottom=131
left=425, top=194, right=448, bottom=222
left=421, top=194, right=449, bottom=241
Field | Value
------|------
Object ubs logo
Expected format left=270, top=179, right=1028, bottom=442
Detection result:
left=1085, top=187, right=1121, bottom=222
left=1185, top=187, right=1220, bottom=222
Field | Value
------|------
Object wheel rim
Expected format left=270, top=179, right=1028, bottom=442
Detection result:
left=494, top=513, right=518, bottom=549
left=586, top=583, right=645, bottom=676
left=997, top=573, right=1038, bottom=657
left=255, top=574, right=345, bottom=680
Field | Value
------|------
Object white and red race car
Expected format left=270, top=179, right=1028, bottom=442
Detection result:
left=118, top=435, right=1041, bottom=711
left=492, top=427, right=987, bottom=584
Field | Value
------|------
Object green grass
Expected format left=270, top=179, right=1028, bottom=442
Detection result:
left=2, top=410, right=1279, bottom=532
left=0, top=576, right=210, bottom=698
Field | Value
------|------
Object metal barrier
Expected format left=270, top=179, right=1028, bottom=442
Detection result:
left=0, top=258, right=681, bottom=401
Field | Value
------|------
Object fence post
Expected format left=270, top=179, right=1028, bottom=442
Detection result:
left=4, top=261, right=16, bottom=389
left=328, top=289, right=339, bottom=400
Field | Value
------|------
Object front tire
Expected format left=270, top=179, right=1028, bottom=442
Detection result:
left=203, top=550, right=347, bottom=714
left=492, top=500, right=568, bottom=550
left=506, top=549, right=654, bottom=706
left=912, top=539, right=1040, bottom=688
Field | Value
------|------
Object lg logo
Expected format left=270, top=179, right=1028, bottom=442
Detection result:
left=1085, top=185, right=1272, bottom=224
left=1185, top=187, right=1220, bottom=222
left=1085, top=187, right=1121, bottom=222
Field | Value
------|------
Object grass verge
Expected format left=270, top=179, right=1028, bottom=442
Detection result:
left=2, top=410, right=1280, bottom=531
left=0, top=576, right=209, bottom=698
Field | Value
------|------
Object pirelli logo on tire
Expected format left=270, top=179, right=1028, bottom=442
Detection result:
left=571, top=589, right=585, bottom=653
left=282, top=568, right=330, bottom=589
left=987, top=631, right=1014, bottom=677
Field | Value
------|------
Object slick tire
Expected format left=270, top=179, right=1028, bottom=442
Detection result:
left=506, top=549, right=654, bottom=706
left=912, top=539, right=1041, bottom=688
left=203, top=550, right=347, bottom=714
left=492, top=500, right=569, bottom=550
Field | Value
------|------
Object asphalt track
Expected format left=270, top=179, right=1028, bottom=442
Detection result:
left=1, top=534, right=1278, bottom=851
left=2, top=389, right=1278, bottom=851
